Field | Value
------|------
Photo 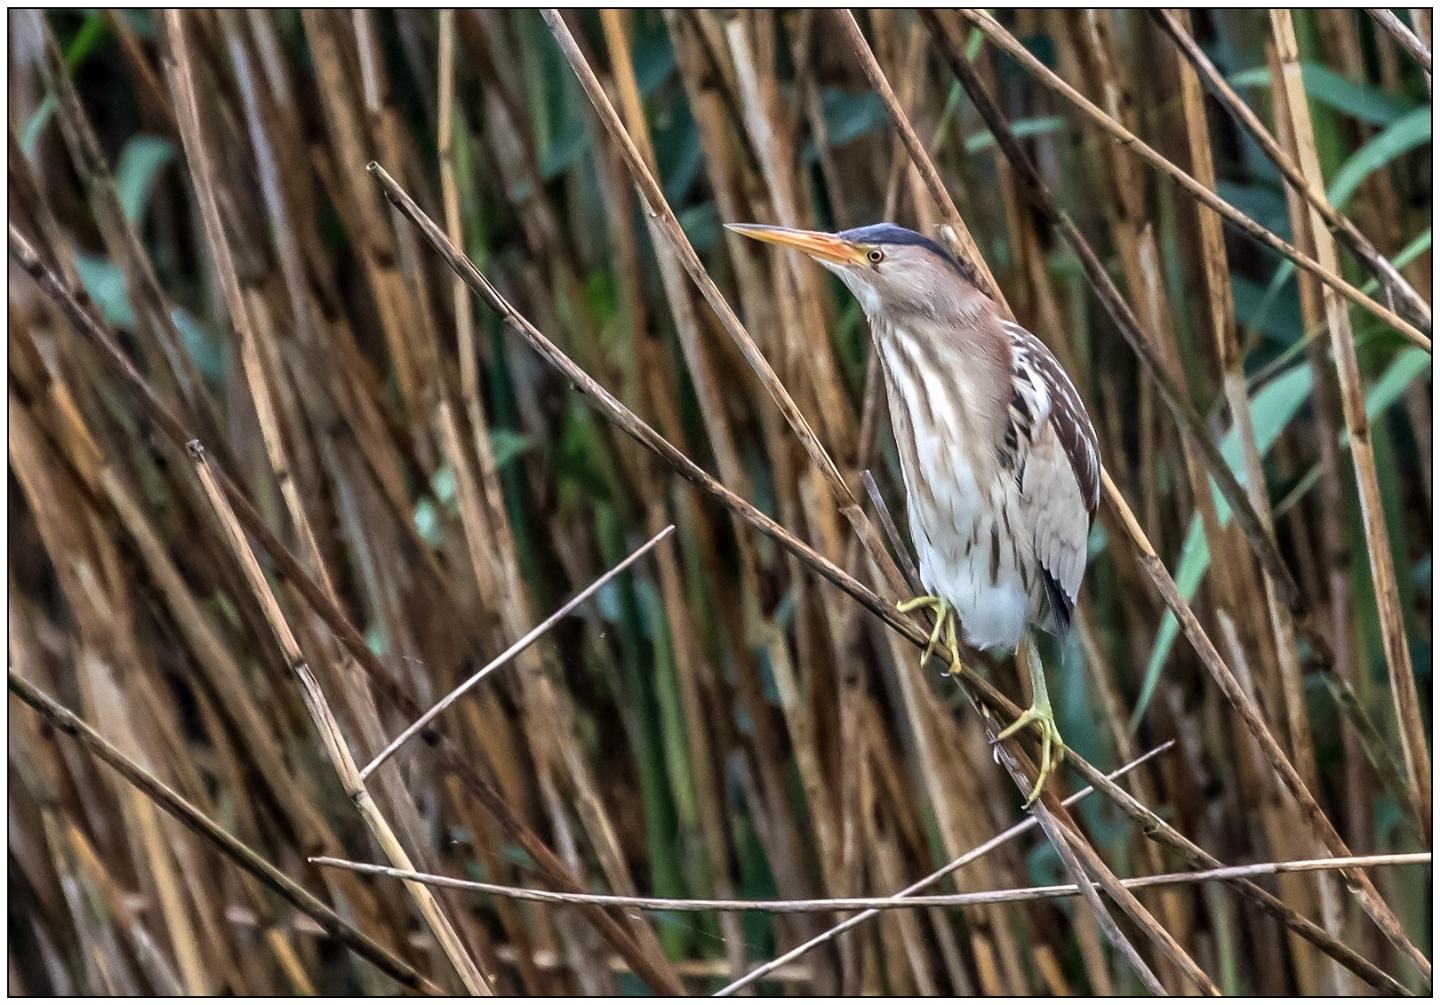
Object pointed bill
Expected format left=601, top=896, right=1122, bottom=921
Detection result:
left=724, top=223, right=868, bottom=266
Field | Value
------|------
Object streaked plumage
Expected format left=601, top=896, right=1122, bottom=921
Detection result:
left=727, top=220, right=1100, bottom=804
left=821, top=223, right=1098, bottom=652
left=875, top=308, right=1097, bottom=650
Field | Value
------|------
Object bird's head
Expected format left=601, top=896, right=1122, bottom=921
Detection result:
left=725, top=222, right=991, bottom=322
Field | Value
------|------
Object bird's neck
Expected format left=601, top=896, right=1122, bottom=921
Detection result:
left=870, top=305, right=1012, bottom=449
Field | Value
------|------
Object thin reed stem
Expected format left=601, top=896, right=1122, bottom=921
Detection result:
left=314, top=852, right=1430, bottom=914
left=960, top=9, right=1430, bottom=351
left=8, top=670, right=439, bottom=995
left=361, top=525, right=674, bottom=779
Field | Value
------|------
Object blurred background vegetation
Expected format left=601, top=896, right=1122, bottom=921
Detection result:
left=7, top=8, right=1432, bottom=996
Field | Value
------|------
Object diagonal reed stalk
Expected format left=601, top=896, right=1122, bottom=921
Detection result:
left=716, top=741, right=1175, bottom=995
left=536, top=11, right=910, bottom=602
left=1368, top=8, right=1433, bottom=85
left=12, top=134, right=1410, bottom=991
left=833, top=10, right=1007, bottom=309
left=182, top=439, right=492, bottom=996
left=1152, top=9, right=1431, bottom=330
left=162, top=14, right=488, bottom=993
left=959, top=8, right=1430, bottom=351
left=845, top=13, right=1422, bottom=990
left=5, top=218, right=685, bottom=997
left=367, top=161, right=1412, bottom=997
left=8, top=669, right=440, bottom=995
left=361, top=525, right=675, bottom=779
left=938, top=9, right=1423, bottom=847
left=11, top=13, right=1427, bottom=995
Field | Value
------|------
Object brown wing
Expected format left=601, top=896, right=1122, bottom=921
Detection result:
left=1006, top=323, right=1100, bottom=515
left=1004, top=323, right=1101, bottom=632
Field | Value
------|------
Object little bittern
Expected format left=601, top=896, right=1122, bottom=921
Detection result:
left=729, top=222, right=1099, bottom=805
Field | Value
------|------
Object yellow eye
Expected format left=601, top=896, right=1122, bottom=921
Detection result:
left=867, top=248, right=884, bottom=264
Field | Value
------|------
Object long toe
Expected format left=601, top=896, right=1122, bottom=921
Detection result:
left=993, top=709, right=1035, bottom=743
left=920, top=618, right=945, bottom=667
left=1024, top=731, right=1054, bottom=807
left=896, top=595, right=939, bottom=614
left=1024, top=770, right=1047, bottom=808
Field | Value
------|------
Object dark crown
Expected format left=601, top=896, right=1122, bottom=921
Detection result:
left=837, top=222, right=989, bottom=294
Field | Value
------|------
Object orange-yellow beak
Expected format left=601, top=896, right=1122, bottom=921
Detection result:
left=724, top=223, right=868, bottom=267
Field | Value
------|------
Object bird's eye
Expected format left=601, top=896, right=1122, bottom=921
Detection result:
left=867, top=248, right=885, bottom=265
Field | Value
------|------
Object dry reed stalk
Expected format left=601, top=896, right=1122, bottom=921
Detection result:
left=726, top=12, right=858, bottom=456
left=833, top=10, right=1006, bottom=309
left=1105, top=466, right=1429, bottom=985
left=666, top=22, right=900, bottom=981
left=167, top=15, right=397, bottom=777
left=1067, top=11, right=1169, bottom=553
left=1077, top=31, right=1291, bottom=931
left=8, top=670, right=439, bottom=994
left=61, top=820, right=188, bottom=996
left=361, top=525, right=675, bottom=778
left=1261, top=35, right=1359, bottom=990
left=547, top=17, right=1040, bottom=989
left=450, top=742, right=1166, bottom=994
left=183, top=439, right=492, bottom=995
left=25, top=37, right=673, bottom=944
left=674, top=33, right=876, bottom=978
left=594, top=20, right=803, bottom=981
left=939, top=15, right=1425, bottom=846
left=1153, top=10, right=1431, bottom=329
left=1269, top=5, right=1433, bottom=860
left=161, top=22, right=494, bottom=991
left=959, top=9, right=1430, bottom=351
left=435, top=29, right=682, bottom=991
left=1072, top=612, right=1188, bottom=965
left=830, top=25, right=1211, bottom=990
left=11, top=295, right=346, bottom=870
left=839, top=20, right=1315, bottom=992
left=1162, top=10, right=1320, bottom=804
left=540, top=10, right=912, bottom=603
left=368, top=163, right=1412, bottom=996
left=299, top=11, right=429, bottom=425
left=17, top=15, right=1420, bottom=992
left=7, top=358, right=210, bottom=996
left=1286, top=15, right=1387, bottom=858
left=315, top=851, right=1431, bottom=913
left=24, top=11, right=224, bottom=452
left=1368, top=8, right=1433, bottom=86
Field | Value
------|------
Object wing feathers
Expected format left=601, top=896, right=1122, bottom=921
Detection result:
left=1003, top=323, right=1100, bottom=633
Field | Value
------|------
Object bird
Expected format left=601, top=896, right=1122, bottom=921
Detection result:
left=727, top=222, right=1099, bottom=805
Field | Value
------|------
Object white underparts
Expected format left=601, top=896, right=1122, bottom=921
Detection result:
left=878, top=327, right=1033, bottom=652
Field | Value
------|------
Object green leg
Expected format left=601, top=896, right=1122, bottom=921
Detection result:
left=994, top=634, right=1065, bottom=806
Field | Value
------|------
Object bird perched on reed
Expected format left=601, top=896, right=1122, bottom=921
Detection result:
left=728, top=222, right=1099, bottom=804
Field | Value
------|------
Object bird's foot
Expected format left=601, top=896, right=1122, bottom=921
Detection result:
left=993, top=703, right=1065, bottom=807
left=892, top=590, right=950, bottom=668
